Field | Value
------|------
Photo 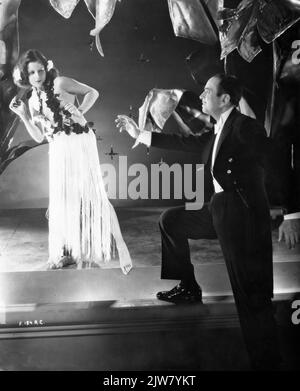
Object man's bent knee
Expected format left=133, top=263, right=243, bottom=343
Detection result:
left=159, top=207, right=181, bottom=234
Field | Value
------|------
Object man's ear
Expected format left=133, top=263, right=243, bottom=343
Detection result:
left=223, top=93, right=230, bottom=105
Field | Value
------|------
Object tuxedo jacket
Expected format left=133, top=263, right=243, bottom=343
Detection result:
left=151, top=108, right=272, bottom=211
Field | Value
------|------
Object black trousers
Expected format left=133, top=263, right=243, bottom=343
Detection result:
left=159, top=192, right=281, bottom=370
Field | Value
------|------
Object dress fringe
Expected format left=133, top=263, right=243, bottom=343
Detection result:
left=47, top=129, right=131, bottom=271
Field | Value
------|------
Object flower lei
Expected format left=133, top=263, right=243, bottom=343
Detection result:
left=38, top=88, right=92, bottom=136
left=40, top=83, right=92, bottom=136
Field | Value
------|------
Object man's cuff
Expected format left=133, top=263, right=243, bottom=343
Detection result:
left=132, top=131, right=152, bottom=148
left=284, top=212, right=300, bottom=220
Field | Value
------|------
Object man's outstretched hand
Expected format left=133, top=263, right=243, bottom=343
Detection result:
left=115, top=115, right=140, bottom=139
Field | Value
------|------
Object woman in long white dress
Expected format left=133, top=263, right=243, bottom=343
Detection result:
left=9, top=49, right=132, bottom=274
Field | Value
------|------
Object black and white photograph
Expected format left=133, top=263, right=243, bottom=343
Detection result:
left=0, top=0, right=300, bottom=375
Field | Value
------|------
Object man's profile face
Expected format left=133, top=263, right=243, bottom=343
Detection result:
left=200, top=76, right=223, bottom=118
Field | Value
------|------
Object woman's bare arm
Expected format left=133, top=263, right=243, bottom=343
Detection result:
left=54, top=76, right=99, bottom=114
left=9, top=97, right=44, bottom=143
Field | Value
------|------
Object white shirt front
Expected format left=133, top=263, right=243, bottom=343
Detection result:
left=211, top=107, right=234, bottom=193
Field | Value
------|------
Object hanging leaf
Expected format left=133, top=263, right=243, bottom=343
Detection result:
left=0, top=139, right=48, bottom=175
left=84, top=0, right=121, bottom=56
left=219, top=0, right=300, bottom=62
left=167, top=0, right=219, bottom=45
left=49, top=0, right=80, bottom=19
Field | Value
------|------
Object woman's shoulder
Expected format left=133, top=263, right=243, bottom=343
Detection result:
left=53, top=75, right=71, bottom=89
left=53, top=76, right=82, bottom=96
left=54, top=75, right=97, bottom=97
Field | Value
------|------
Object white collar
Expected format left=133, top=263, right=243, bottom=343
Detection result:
left=215, top=106, right=234, bottom=134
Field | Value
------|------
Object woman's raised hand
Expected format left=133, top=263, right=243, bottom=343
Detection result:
left=115, top=115, right=140, bottom=139
left=62, top=102, right=83, bottom=118
left=9, top=96, right=28, bottom=119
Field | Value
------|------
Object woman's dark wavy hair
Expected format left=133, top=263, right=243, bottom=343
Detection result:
left=13, top=49, right=70, bottom=129
left=13, top=49, right=58, bottom=89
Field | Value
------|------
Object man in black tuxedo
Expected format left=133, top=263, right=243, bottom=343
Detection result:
left=116, top=74, right=281, bottom=370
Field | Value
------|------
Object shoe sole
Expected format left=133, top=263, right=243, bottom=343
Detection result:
left=156, top=295, right=203, bottom=304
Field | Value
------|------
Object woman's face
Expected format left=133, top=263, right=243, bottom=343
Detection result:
left=27, top=61, right=46, bottom=89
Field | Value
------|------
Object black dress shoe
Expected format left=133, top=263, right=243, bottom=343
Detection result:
left=157, top=283, right=203, bottom=303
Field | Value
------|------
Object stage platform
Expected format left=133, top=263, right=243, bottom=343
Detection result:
left=0, top=265, right=299, bottom=371
left=0, top=207, right=299, bottom=371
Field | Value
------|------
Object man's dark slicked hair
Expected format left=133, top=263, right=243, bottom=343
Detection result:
left=214, top=73, right=243, bottom=106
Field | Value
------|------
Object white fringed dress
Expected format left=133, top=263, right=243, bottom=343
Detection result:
left=29, top=88, right=132, bottom=272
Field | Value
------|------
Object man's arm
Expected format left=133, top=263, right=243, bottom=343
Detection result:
left=116, top=114, right=213, bottom=158
left=235, top=114, right=300, bottom=248
left=265, top=111, right=300, bottom=248
left=278, top=124, right=300, bottom=249
left=151, top=131, right=212, bottom=155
